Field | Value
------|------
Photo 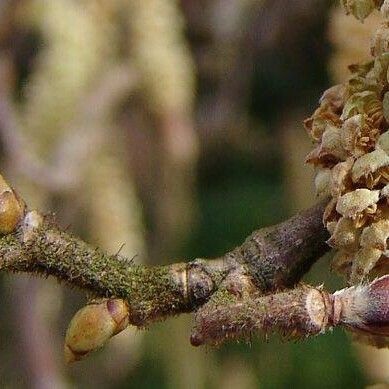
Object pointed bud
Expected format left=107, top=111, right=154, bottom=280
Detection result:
left=0, top=174, right=25, bottom=234
left=64, top=299, right=129, bottom=363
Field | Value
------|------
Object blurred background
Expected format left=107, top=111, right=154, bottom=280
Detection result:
left=0, top=0, right=387, bottom=388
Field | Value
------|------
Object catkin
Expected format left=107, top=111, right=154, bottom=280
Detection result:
left=128, top=0, right=195, bottom=115
left=19, top=0, right=116, bottom=158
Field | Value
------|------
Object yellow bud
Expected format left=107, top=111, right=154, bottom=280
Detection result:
left=0, top=174, right=25, bottom=234
left=64, top=299, right=129, bottom=363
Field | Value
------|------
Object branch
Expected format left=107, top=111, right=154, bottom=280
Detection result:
left=0, top=183, right=330, bottom=319
left=0, top=172, right=332, bottom=360
left=191, top=275, right=389, bottom=346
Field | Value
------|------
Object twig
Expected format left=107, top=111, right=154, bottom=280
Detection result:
left=1, top=172, right=388, bottom=359
left=0, top=172, right=329, bottom=327
left=191, top=275, right=389, bottom=346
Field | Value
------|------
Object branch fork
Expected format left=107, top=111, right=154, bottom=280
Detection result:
left=0, top=172, right=387, bottom=363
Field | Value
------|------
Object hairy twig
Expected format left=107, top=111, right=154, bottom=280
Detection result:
left=191, top=275, right=389, bottom=346
left=0, top=172, right=329, bottom=321
left=0, top=172, right=388, bottom=361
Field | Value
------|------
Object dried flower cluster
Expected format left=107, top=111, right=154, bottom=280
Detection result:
left=306, top=2, right=389, bottom=289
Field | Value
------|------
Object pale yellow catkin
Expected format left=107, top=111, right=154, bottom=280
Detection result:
left=128, top=0, right=195, bottom=115
left=85, top=141, right=145, bottom=261
left=18, top=0, right=116, bottom=158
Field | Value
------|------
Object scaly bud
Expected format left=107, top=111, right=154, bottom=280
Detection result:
left=333, top=275, right=389, bottom=336
left=64, top=299, right=129, bottom=363
left=0, top=174, right=25, bottom=234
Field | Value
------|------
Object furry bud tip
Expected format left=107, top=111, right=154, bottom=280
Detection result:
left=334, top=275, right=389, bottom=336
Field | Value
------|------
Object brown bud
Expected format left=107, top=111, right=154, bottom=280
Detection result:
left=64, top=299, right=129, bottom=363
left=0, top=174, right=25, bottom=234
left=333, top=275, right=389, bottom=336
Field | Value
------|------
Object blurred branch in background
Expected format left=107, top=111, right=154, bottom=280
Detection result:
left=128, top=0, right=199, bottom=260
left=82, top=138, right=146, bottom=383
left=0, top=0, right=143, bottom=387
left=127, top=1, right=205, bottom=387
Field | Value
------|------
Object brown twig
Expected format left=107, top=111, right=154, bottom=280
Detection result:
left=1, top=172, right=388, bottom=359
left=191, top=275, right=389, bottom=346
left=0, top=171, right=329, bottom=327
